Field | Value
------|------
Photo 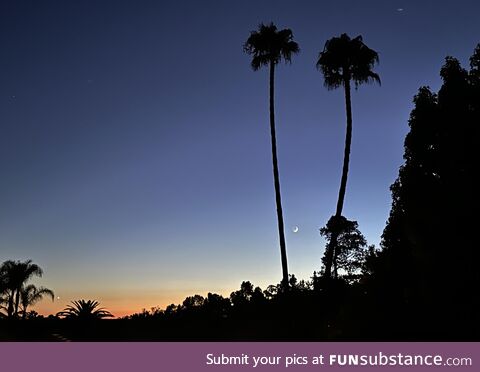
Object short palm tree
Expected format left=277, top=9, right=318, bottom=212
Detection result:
left=244, top=22, right=299, bottom=287
left=19, top=284, right=55, bottom=319
left=57, top=299, right=114, bottom=320
left=316, top=34, right=380, bottom=278
left=0, top=259, right=44, bottom=317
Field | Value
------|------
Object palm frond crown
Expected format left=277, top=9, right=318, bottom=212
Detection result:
left=20, top=284, right=54, bottom=308
left=57, top=299, right=113, bottom=319
left=316, top=33, right=380, bottom=89
left=243, top=22, right=299, bottom=70
left=0, top=260, right=43, bottom=290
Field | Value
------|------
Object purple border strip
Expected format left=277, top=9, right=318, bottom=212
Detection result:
left=1, top=342, right=478, bottom=371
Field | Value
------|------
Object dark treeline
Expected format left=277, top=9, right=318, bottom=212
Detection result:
left=1, top=31, right=479, bottom=340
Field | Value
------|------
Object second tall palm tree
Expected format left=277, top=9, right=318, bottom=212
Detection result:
left=244, top=23, right=299, bottom=287
left=316, top=34, right=380, bottom=278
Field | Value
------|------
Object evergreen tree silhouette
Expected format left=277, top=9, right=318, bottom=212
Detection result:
left=377, top=44, right=480, bottom=337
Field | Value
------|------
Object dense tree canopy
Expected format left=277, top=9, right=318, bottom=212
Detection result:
left=374, top=44, right=480, bottom=337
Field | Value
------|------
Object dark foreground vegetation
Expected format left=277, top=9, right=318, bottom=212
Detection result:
left=1, top=274, right=478, bottom=341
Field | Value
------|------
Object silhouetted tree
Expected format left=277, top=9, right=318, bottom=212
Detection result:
left=244, top=23, right=299, bottom=287
left=316, top=34, right=380, bottom=278
left=164, top=303, right=181, bottom=317
left=0, top=260, right=44, bottom=318
left=57, top=299, right=113, bottom=320
left=230, top=281, right=255, bottom=309
left=360, top=245, right=381, bottom=277
left=250, top=286, right=267, bottom=306
left=19, top=284, right=54, bottom=320
left=24, top=310, right=41, bottom=319
left=263, top=284, right=279, bottom=300
left=182, top=295, right=205, bottom=309
left=203, top=293, right=231, bottom=320
left=377, top=44, right=480, bottom=336
left=320, top=216, right=369, bottom=280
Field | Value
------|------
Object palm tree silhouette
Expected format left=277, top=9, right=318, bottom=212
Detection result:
left=57, top=299, right=114, bottom=320
left=0, top=259, right=44, bottom=317
left=0, top=276, right=7, bottom=317
left=19, top=284, right=54, bottom=319
left=244, top=23, right=299, bottom=287
left=316, top=34, right=380, bottom=278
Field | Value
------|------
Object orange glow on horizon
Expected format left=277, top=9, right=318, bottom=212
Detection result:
left=32, top=287, right=235, bottom=318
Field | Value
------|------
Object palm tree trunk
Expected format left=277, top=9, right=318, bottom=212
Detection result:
left=269, top=61, right=289, bottom=287
left=324, top=78, right=353, bottom=279
left=336, top=78, right=352, bottom=217
left=7, top=290, right=15, bottom=318
left=14, top=288, right=21, bottom=316
left=21, top=300, right=28, bottom=320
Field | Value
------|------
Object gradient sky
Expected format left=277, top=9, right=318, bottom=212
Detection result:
left=1, top=0, right=479, bottom=317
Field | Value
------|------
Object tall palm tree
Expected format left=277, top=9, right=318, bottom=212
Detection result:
left=316, top=34, right=380, bottom=278
left=244, top=23, right=299, bottom=287
left=57, top=299, right=114, bottom=320
left=19, top=284, right=54, bottom=319
left=0, top=260, right=44, bottom=317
